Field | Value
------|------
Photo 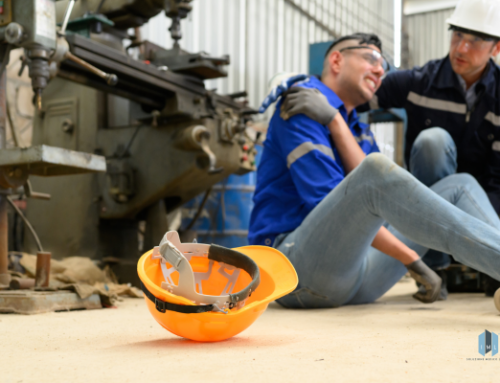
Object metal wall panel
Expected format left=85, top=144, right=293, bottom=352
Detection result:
left=404, top=8, right=454, bottom=68
left=141, top=0, right=396, bottom=114
left=371, top=122, right=396, bottom=161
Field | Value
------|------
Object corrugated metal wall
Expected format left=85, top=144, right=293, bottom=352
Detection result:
left=372, top=122, right=396, bottom=161
left=404, top=8, right=454, bottom=68
left=141, top=0, right=395, bottom=114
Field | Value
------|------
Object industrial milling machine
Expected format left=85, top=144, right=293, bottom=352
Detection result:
left=0, top=0, right=108, bottom=289
left=11, top=0, right=257, bottom=284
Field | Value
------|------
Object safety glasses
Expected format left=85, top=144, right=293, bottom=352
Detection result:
left=339, top=46, right=388, bottom=72
left=451, top=30, right=495, bottom=51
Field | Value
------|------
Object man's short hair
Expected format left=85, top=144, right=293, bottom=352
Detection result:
left=448, top=25, right=500, bottom=43
left=324, top=33, right=383, bottom=58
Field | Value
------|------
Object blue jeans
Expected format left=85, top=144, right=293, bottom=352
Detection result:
left=410, top=127, right=458, bottom=269
left=275, top=153, right=500, bottom=308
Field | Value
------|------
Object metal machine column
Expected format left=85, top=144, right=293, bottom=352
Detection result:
left=0, top=70, right=9, bottom=288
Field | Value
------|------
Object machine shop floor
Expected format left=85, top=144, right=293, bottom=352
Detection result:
left=3, top=279, right=498, bottom=383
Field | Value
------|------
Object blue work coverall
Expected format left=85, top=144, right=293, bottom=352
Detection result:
left=249, top=76, right=379, bottom=247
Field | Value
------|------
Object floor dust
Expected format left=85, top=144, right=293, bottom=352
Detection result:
left=2, top=279, right=499, bottom=383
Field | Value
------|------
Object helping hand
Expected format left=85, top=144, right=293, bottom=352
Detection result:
left=258, top=74, right=308, bottom=114
left=280, top=87, right=339, bottom=125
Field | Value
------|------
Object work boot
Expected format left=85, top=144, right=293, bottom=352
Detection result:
left=416, top=269, right=448, bottom=301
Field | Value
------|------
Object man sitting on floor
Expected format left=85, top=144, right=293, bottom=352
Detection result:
left=248, top=33, right=500, bottom=307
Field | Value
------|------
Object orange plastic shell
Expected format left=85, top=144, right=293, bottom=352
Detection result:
left=137, top=245, right=298, bottom=342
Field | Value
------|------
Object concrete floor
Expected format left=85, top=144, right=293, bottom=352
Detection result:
left=2, top=279, right=500, bottom=383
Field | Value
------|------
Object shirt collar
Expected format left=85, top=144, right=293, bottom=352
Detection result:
left=456, top=62, right=490, bottom=91
left=434, top=56, right=493, bottom=92
left=455, top=72, right=476, bottom=93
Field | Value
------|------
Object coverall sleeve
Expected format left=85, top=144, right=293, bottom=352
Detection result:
left=358, top=70, right=415, bottom=112
left=278, top=114, right=345, bottom=210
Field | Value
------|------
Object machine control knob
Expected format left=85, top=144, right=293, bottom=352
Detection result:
left=105, top=74, right=118, bottom=86
left=61, top=119, right=74, bottom=134
left=5, top=22, right=24, bottom=45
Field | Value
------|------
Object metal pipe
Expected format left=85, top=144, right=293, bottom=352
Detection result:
left=6, top=196, right=43, bottom=252
left=35, top=252, right=51, bottom=288
left=10, top=278, right=35, bottom=290
left=133, top=27, right=145, bottom=56
left=60, top=0, right=77, bottom=35
left=6, top=99, right=21, bottom=147
left=0, top=69, right=10, bottom=287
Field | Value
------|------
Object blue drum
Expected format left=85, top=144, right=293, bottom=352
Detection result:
left=182, top=146, right=262, bottom=248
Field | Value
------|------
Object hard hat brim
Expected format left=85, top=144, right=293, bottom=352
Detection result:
left=138, top=245, right=298, bottom=341
left=447, top=19, right=500, bottom=40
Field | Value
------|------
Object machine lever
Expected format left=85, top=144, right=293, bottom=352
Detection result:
left=24, top=180, right=51, bottom=201
left=60, top=0, right=77, bottom=36
left=65, top=51, right=118, bottom=86
left=17, top=56, right=27, bottom=77
left=198, top=132, right=223, bottom=175
left=175, top=125, right=224, bottom=175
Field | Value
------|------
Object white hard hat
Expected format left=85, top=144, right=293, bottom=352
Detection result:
left=446, top=0, right=500, bottom=39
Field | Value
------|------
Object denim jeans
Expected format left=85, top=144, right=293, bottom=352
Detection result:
left=275, top=153, right=500, bottom=308
left=410, top=127, right=458, bottom=270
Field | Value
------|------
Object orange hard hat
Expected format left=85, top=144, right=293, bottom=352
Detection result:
left=137, top=231, right=298, bottom=342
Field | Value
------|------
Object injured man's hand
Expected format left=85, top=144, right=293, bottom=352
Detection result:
left=406, top=259, right=442, bottom=303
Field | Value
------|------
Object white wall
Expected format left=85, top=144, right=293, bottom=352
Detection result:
left=405, top=7, right=454, bottom=68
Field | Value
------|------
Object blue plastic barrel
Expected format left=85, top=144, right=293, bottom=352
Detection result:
left=182, top=145, right=262, bottom=248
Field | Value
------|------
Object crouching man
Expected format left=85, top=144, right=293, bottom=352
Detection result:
left=248, top=33, right=500, bottom=308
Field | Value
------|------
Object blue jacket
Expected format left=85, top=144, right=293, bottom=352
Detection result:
left=363, top=56, right=500, bottom=213
left=249, top=77, right=380, bottom=246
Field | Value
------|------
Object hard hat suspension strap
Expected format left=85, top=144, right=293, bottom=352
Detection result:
left=208, top=244, right=261, bottom=307
left=140, top=281, right=215, bottom=314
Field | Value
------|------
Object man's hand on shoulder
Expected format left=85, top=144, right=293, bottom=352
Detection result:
left=280, top=87, right=339, bottom=125
left=281, top=86, right=365, bottom=174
